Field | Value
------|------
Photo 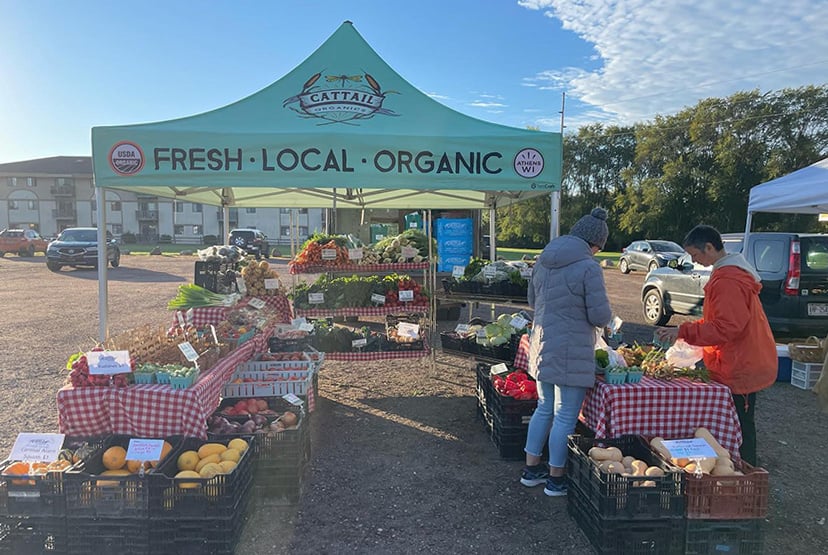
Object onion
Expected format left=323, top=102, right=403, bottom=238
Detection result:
left=281, top=411, right=299, bottom=427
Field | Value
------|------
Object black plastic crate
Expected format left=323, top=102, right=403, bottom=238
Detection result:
left=567, top=435, right=685, bottom=520
left=194, top=261, right=237, bottom=294
left=439, top=331, right=466, bottom=353
left=0, top=515, right=67, bottom=554
left=150, top=435, right=254, bottom=518
left=63, top=435, right=164, bottom=519
left=252, top=453, right=308, bottom=505
left=65, top=516, right=148, bottom=555
left=148, top=492, right=249, bottom=555
left=0, top=436, right=104, bottom=518
left=476, top=363, right=538, bottom=418
left=684, top=519, right=764, bottom=555
left=268, top=336, right=312, bottom=353
left=568, top=486, right=686, bottom=555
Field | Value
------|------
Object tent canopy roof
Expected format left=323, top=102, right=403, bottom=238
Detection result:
left=748, top=157, right=828, bottom=215
left=91, top=21, right=561, bottom=209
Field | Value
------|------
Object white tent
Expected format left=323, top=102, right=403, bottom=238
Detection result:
left=745, top=157, right=828, bottom=233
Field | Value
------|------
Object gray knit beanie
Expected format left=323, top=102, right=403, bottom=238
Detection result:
left=570, top=207, right=609, bottom=249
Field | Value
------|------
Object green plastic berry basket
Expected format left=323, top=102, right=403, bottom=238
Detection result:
left=604, top=370, right=628, bottom=385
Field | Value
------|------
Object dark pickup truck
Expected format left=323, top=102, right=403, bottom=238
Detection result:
left=641, top=232, right=828, bottom=336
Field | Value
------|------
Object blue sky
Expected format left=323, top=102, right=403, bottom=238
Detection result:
left=1, top=0, right=826, bottom=164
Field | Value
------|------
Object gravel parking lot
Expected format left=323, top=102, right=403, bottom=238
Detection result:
left=0, top=254, right=825, bottom=553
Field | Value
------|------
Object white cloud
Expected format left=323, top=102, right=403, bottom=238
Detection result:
left=469, top=101, right=508, bottom=108
left=520, top=0, right=828, bottom=125
left=425, top=91, right=451, bottom=101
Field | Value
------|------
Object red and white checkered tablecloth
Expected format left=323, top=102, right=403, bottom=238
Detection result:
left=325, top=344, right=431, bottom=361
left=173, top=293, right=293, bottom=328
left=581, top=376, right=743, bottom=460
left=294, top=304, right=429, bottom=318
left=57, top=341, right=256, bottom=439
left=513, top=333, right=530, bottom=370
left=289, top=261, right=429, bottom=274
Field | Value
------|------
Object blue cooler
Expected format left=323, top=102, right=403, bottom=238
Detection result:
left=776, top=344, right=792, bottom=382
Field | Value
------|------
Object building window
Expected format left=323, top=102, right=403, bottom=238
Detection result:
left=299, top=226, right=308, bottom=236
left=6, top=177, right=17, bottom=187
left=175, top=203, right=184, bottom=213
left=192, top=203, right=203, bottom=213
left=9, top=200, right=18, bottom=209
left=174, top=225, right=184, bottom=235
left=246, top=208, right=256, bottom=214
left=28, top=200, right=37, bottom=210
left=280, top=208, right=290, bottom=214
left=91, top=200, right=97, bottom=211
left=193, top=225, right=201, bottom=235
left=280, top=226, right=291, bottom=237
left=298, top=208, right=308, bottom=214
left=111, top=224, right=123, bottom=234
left=56, top=178, right=73, bottom=186
left=26, top=177, right=36, bottom=187
left=111, top=201, right=121, bottom=211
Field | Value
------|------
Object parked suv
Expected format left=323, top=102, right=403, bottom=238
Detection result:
left=641, top=232, right=828, bottom=336
left=228, top=228, right=270, bottom=258
left=619, top=240, right=684, bottom=273
left=46, top=227, right=120, bottom=272
left=0, top=228, right=48, bottom=257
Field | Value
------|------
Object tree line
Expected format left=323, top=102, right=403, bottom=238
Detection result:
left=494, top=84, right=828, bottom=251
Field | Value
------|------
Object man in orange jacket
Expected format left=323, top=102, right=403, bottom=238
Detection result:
left=656, top=225, right=776, bottom=465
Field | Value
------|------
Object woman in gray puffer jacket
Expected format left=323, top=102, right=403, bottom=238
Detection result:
left=520, top=207, right=612, bottom=496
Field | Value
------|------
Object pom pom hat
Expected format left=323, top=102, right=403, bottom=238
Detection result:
left=570, top=207, right=609, bottom=249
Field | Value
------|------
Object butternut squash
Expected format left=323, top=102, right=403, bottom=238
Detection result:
left=694, top=427, right=731, bottom=459
left=588, top=446, right=623, bottom=462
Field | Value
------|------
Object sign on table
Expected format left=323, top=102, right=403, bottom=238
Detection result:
left=661, top=438, right=718, bottom=459
left=178, top=342, right=199, bottom=362
left=347, top=248, right=363, bottom=260
left=87, top=350, right=132, bottom=375
left=125, top=439, right=164, bottom=462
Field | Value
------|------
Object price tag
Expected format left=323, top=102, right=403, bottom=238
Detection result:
left=397, top=322, right=420, bottom=338
left=291, top=317, right=307, bottom=328
left=282, top=393, right=304, bottom=406
left=476, top=328, right=487, bottom=339
left=489, top=363, right=509, bottom=377
left=176, top=311, right=186, bottom=328
left=452, top=265, right=465, bottom=278
left=178, top=342, right=200, bottom=362
left=371, top=293, right=386, bottom=304
left=510, top=316, right=529, bottom=329
left=185, top=307, right=194, bottom=325
left=321, top=248, right=337, bottom=260
left=125, top=439, right=164, bottom=462
left=248, top=297, right=266, bottom=309
left=264, top=278, right=280, bottom=290
left=299, top=323, right=315, bottom=332
left=9, top=433, right=65, bottom=463
left=483, top=265, right=497, bottom=279
left=87, top=350, right=132, bottom=375
left=375, top=234, right=385, bottom=240
left=352, top=338, right=368, bottom=348
left=520, top=267, right=533, bottom=278
left=455, top=323, right=470, bottom=334
left=398, top=289, right=414, bottom=302
left=347, top=248, right=363, bottom=260
left=210, top=324, right=219, bottom=345
left=308, top=292, right=325, bottom=304
left=661, top=438, right=718, bottom=459
left=409, top=221, right=418, bottom=229
left=401, top=246, right=418, bottom=259
left=236, top=276, right=247, bottom=295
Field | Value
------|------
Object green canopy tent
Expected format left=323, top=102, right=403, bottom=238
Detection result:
left=90, top=21, right=562, bottom=338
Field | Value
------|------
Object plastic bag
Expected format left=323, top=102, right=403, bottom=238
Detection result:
left=595, top=329, right=627, bottom=368
left=665, top=339, right=704, bottom=368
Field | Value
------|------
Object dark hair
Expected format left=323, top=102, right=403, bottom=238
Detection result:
left=683, top=224, right=724, bottom=251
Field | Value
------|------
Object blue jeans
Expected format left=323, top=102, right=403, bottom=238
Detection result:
left=524, top=381, right=588, bottom=469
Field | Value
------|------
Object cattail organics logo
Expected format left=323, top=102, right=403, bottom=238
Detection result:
left=108, top=142, right=145, bottom=176
left=284, top=71, right=399, bottom=124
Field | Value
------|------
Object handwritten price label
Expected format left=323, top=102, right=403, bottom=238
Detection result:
left=347, top=248, right=363, bottom=260
left=9, top=433, right=65, bottom=463
left=396, top=322, right=420, bottom=338
left=125, top=439, right=164, bottom=462
left=483, top=265, right=497, bottom=279
left=264, top=278, right=280, bottom=290
left=452, top=266, right=465, bottom=278
left=236, top=277, right=247, bottom=295
left=520, top=267, right=533, bottom=278
left=321, top=248, right=337, bottom=260
left=178, top=342, right=199, bottom=362
left=510, top=316, right=529, bottom=329
left=455, top=324, right=470, bottom=334
left=247, top=297, right=266, bottom=309
left=87, top=350, right=132, bottom=375
left=401, top=246, right=418, bottom=259
left=352, top=338, right=368, bottom=348
left=308, top=293, right=325, bottom=304
left=282, top=393, right=304, bottom=406
left=661, top=438, right=718, bottom=459
left=371, top=293, right=386, bottom=304
left=398, top=290, right=414, bottom=302
left=489, top=363, right=510, bottom=377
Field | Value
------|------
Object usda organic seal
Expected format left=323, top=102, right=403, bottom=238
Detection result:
left=109, top=142, right=145, bottom=176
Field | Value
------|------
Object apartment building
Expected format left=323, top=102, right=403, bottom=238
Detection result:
left=0, top=156, right=325, bottom=243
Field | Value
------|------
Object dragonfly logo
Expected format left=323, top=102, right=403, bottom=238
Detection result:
left=284, top=71, right=399, bottom=125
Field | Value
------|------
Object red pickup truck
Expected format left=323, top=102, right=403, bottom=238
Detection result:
left=0, top=228, right=49, bottom=257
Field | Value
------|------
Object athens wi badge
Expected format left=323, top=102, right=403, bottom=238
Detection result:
left=284, top=71, right=399, bottom=125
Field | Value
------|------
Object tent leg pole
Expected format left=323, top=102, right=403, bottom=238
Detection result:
left=96, top=188, right=109, bottom=343
left=488, top=208, right=496, bottom=260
